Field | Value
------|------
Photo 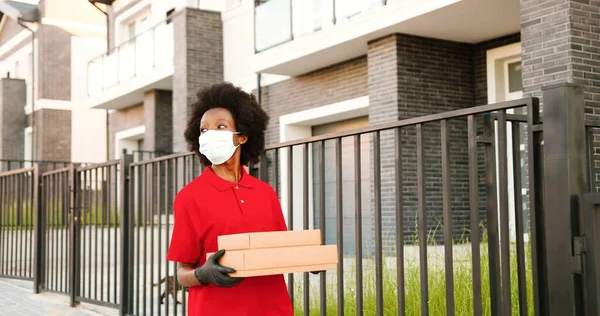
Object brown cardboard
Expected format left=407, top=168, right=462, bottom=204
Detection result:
left=206, top=245, right=338, bottom=277
left=217, top=229, right=322, bottom=250
left=225, top=263, right=338, bottom=278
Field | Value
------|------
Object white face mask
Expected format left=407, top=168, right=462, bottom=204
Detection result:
left=198, top=130, right=240, bottom=165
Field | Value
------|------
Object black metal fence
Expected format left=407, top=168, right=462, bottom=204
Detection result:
left=0, top=84, right=598, bottom=315
left=1, top=159, right=71, bottom=173
left=0, top=167, right=37, bottom=282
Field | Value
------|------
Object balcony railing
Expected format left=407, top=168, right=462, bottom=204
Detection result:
left=87, top=19, right=174, bottom=96
left=254, top=0, right=387, bottom=53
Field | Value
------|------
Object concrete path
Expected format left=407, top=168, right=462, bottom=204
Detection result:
left=0, top=278, right=118, bottom=316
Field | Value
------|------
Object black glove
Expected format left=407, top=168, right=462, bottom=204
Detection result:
left=194, top=249, right=244, bottom=287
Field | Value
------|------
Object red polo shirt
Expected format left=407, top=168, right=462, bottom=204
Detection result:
left=166, top=166, right=293, bottom=316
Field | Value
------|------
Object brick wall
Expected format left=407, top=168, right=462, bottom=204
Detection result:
left=35, top=109, right=71, bottom=161
left=109, top=104, right=144, bottom=159
left=172, top=8, right=223, bottom=152
left=367, top=34, right=475, bottom=248
left=261, top=57, right=368, bottom=146
left=0, top=79, right=26, bottom=161
left=144, top=89, right=173, bottom=153
left=37, top=24, right=71, bottom=101
left=521, top=0, right=600, bottom=190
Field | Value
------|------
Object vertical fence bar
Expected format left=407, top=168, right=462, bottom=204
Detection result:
left=34, top=165, right=42, bottom=293
left=157, top=161, right=162, bottom=316
left=87, top=170, right=93, bottom=298
left=164, top=160, right=170, bottom=316
left=335, top=137, right=344, bottom=316
left=541, top=84, right=586, bottom=315
left=394, top=128, right=404, bottom=316
left=94, top=167, right=100, bottom=300
left=106, top=166, right=112, bottom=303
left=120, top=154, right=133, bottom=316
left=319, top=141, right=327, bottom=316
left=69, top=165, right=77, bottom=306
left=100, top=168, right=105, bottom=302
left=497, top=110, right=511, bottom=315
left=416, top=124, right=428, bottom=316
left=287, top=146, right=294, bottom=302
left=374, top=131, right=383, bottom=316
left=484, top=113, right=501, bottom=316
left=441, top=119, right=455, bottom=316
left=52, top=173, right=58, bottom=291
left=527, top=98, right=542, bottom=316
left=468, top=115, right=483, bottom=315
left=171, top=160, right=178, bottom=316
left=303, top=143, right=310, bottom=316
left=1, top=175, right=5, bottom=277
left=150, top=163, right=155, bottom=316
left=143, top=164, right=148, bottom=316
left=17, top=172, right=23, bottom=278
left=32, top=164, right=43, bottom=294
left=512, top=122, right=528, bottom=316
left=355, top=135, right=364, bottom=316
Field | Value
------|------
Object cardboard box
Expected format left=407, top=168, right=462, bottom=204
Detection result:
left=207, top=244, right=338, bottom=278
left=218, top=229, right=322, bottom=250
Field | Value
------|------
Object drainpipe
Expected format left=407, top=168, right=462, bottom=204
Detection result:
left=257, top=73, right=262, bottom=104
left=88, top=0, right=111, bottom=161
left=18, top=20, right=35, bottom=161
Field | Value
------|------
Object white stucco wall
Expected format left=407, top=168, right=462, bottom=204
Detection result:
left=71, top=36, right=108, bottom=163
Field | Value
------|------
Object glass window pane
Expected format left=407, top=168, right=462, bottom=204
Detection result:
left=508, top=61, right=522, bottom=93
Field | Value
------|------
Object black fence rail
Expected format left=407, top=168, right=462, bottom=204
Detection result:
left=255, top=99, right=538, bottom=316
left=0, top=84, right=597, bottom=315
left=40, top=166, right=71, bottom=295
left=124, top=152, right=200, bottom=316
left=75, top=161, right=122, bottom=308
left=0, top=167, right=37, bottom=281
left=1, top=159, right=71, bottom=173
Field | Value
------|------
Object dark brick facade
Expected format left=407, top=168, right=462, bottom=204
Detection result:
left=172, top=8, right=223, bottom=152
left=367, top=34, right=475, bottom=249
left=0, top=79, right=26, bottom=162
left=520, top=0, right=600, bottom=190
left=260, top=57, right=368, bottom=146
left=37, top=24, right=72, bottom=101
left=34, top=109, right=71, bottom=162
left=144, top=90, right=173, bottom=153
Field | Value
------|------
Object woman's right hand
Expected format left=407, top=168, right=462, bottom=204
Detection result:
left=194, top=249, right=244, bottom=287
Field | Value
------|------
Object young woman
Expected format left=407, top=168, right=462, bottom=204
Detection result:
left=166, top=83, right=293, bottom=315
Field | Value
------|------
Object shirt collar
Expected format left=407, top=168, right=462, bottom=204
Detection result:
left=203, top=166, right=255, bottom=191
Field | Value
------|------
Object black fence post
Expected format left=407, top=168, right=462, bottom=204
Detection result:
left=33, top=164, right=42, bottom=294
left=69, top=164, right=78, bottom=307
left=540, top=83, right=586, bottom=316
left=119, top=154, right=133, bottom=316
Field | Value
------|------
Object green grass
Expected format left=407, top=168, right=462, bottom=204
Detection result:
left=0, top=204, right=35, bottom=229
left=292, top=229, right=534, bottom=316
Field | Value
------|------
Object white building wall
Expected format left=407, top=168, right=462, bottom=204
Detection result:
left=71, top=36, right=108, bottom=163
left=222, top=0, right=288, bottom=93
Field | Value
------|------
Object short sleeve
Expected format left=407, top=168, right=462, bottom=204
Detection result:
left=166, top=194, right=202, bottom=265
left=270, top=187, right=288, bottom=231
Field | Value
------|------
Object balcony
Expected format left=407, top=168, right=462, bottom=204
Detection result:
left=85, top=19, right=174, bottom=110
left=252, top=0, right=521, bottom=76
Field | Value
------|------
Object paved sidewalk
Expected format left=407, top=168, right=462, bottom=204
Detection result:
left=0, top=278, right=118, bottom=316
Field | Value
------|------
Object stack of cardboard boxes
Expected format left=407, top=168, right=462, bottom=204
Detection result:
left=207, top=230, right=338, bottom=277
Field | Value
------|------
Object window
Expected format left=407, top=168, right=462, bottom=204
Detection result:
left=507, top=61, right=523, bottom=94
left=127, top=22, right=136, bottom=40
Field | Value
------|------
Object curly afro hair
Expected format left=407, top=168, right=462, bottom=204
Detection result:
left=184, top=82, right=269, bottom=166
